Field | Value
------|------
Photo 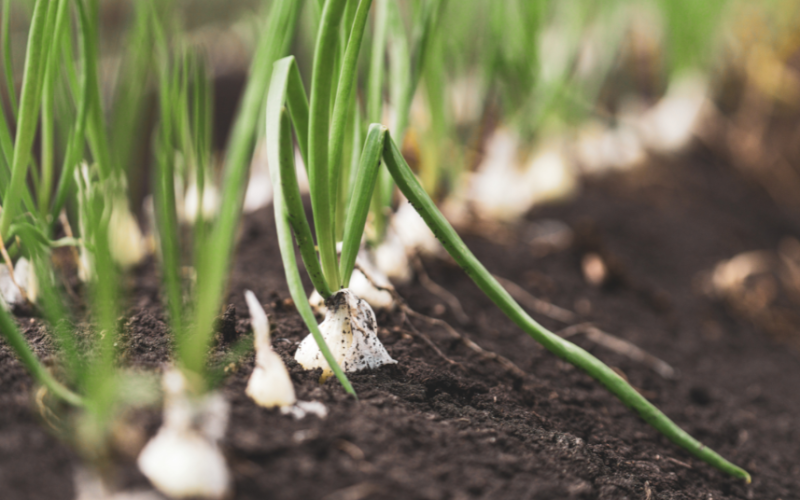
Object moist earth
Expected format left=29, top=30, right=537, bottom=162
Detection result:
left=1, top=147, right=799, bottom=500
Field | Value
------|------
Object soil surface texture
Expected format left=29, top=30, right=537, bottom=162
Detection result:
left=1, top=146, right=799, bottom=500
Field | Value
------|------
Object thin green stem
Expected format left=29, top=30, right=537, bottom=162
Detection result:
left=346, top=99, right=363, bottom=200
left=83, top=0, right=113, bottom=180
left=339, top=123, right=385, bottom=287
left=1, top=0, right=18, bottom=118
left=285, top=63, right=311, bottom=165
left=189, top=0, right=302, bottom=377
left=0, top=85, right=14, bottom=186
left=278, top=128, right=331, bottom=298
left=39, top=81, right=54, bottom=215
left=190, top=53, right=212, bottom=267
left=419, top=31, right=447, bottom=195
left=38, top=0, right=71, bottom=217
left=386, top=0, right=409, bottom=139
left=0, top=0, right=16, bottom=194
left=149, top=0, right=185, bottom=363
left=50, top=0, right=92, bottom=225
left=339, top=0, right=357, bottom=73
left=61, top=27, right=80, bottom=103
left=308, top=0, right=347, bottom=289
left=0, top=0, right=53, bottom=236
left=268, top=57, right=337, bottom=300
left=382, top=133, right=751, bottom=483
left=329, top=0, right=374, bottom=248
left=335, top=93, right=358, bottom=238
left=366, top=0, right=388, bottom=125
left=267, top=57, right=328, bottom=300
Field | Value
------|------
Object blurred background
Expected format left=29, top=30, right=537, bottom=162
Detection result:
left=2, top=0, right=799, bottom=216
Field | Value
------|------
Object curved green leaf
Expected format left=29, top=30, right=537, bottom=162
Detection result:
left=382, top=132, right=751, bottom=483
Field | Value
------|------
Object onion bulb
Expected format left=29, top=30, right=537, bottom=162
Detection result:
left=244, top=290, right=296, bottom=408
left=295, top=289, right=396, bottom=378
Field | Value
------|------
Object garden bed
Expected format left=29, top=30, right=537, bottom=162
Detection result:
left=2, top=146, right=799, bottom=499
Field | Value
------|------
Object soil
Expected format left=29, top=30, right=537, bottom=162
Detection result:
left=1, top=143, right=800, bottom=500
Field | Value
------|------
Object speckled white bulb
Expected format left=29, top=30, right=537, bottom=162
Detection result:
left=295, top=289, right=396, bottom=378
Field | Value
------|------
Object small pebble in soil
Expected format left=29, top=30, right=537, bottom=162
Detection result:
left=582, top=252, right=608, bottom=286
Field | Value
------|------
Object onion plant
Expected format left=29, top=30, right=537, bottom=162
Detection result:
left=263, top=0, right=377, bottom=395
left=137, top=2, right=309, bottom=494
left=185, top=0, right=307, bottom=385
left=267, top=0, right=750, bottom=482
left=0, top=0, right=158, bottom=469
left=1, top=186, right=159, bottom=463
left=147, top=0, right=306, bottom=389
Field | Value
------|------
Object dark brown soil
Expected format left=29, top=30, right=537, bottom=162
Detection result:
left=2, top=145, right=800, bottom=500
